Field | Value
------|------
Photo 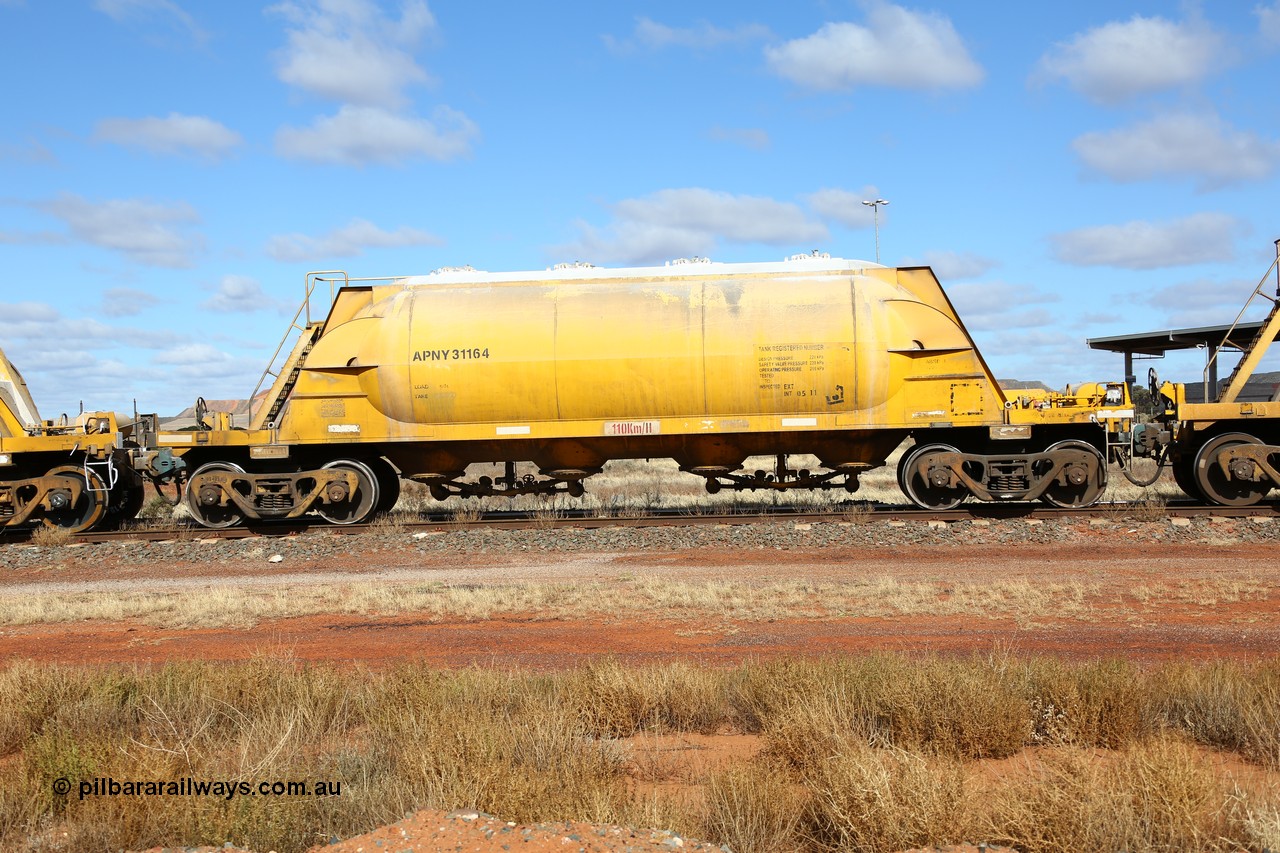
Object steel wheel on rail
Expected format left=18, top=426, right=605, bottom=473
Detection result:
left=186, top=462, right=247, bottom=529
left=1171, top=453, right=1202, bottom=501
left=898, top=443, right=968, bottom=510
left=100, top=475, right=146, bottom=530
left=1194, top=433, right=1270, bottom=507
left=41, top=465, right=108, bottom=533
left=1040, top=440, right=1108, bottom=508
left=369, top=458, right=402, bottom=514
left=316, top=459, right=380, bottom=525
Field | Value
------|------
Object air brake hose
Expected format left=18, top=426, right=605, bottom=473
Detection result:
left=1120, top=445, right=1169, bottom=487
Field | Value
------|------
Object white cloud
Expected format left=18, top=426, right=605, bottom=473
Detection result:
left=1035, top=15, right=1222, bottom=104
left=267, top=217, right=444, bottom=261
left=0, top=301, right=197, bottom=413
left=804, top=187, right=881, bottom=229
left=1131, top=277, right=1264, bottom=328
left=764, top=3, right=983, bottom=92
left=1259, top=3, right=1280, bottom=44
left=971, top=327, right=1115, bottom=389
left=555, top=188, right=828, bottom=265
left=94, top=113, right=243, bottom=160
left=275, top=104, right=478, bottom=166
left=93, top=0, right=207, bottom=43
left=707, top=126, right=771, bottom=151
left=607, top=16, right=771, bottom=52
left=1050, top=213, right=1238, bottom=269
left=153, top=342, right=232, bottom=366
left=100, top=287, right=161, bottom=318
left=151, top=343, right=264, bottom=386
left=201, top=276, right=287, bottom=313
left=1074, top=114, right=1280, bottom=189
left=0, top=137, right=56, bottom=165
left=269, top=1, right=475, bottom=168
left=0, top=302, right=59, bottom=323
left=0, top=229, right=66, bottom=246
left=0, top=301, right=180, bottom=351
left=270, top=0, right=434, bottom=108
left=38, top=193, right=203, bottom=268
left=947, top=281, right=1059, bottom=334
left=902, top=250, right=999, bottom=280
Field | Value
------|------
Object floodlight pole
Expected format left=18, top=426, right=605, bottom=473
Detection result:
left=861, top=198, right=889, bottom=263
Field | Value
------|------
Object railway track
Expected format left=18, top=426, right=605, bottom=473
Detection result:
left=3, top=500, right=1277, bottom=546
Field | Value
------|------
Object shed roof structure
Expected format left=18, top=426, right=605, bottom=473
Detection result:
left=1087, top=321, right=1264, bottom=392
left=1087, top=322, right=1265, bottom=360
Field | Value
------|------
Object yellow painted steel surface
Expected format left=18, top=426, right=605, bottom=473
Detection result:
left=0, top=347, right=41, bottom=441
left=272, top=262, right=1018, bottom=445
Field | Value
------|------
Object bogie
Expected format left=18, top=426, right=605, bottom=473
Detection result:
left=1193, top=433, right=1275, bottom=507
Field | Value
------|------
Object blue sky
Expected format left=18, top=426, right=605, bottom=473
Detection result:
left=3, top=0, right=1280, bottom=416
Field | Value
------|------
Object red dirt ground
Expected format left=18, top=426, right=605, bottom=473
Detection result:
left=2, top=541, right=1278, bottom=667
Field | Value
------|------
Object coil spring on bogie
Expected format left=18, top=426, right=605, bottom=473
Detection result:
left=989, top=475, right=1028, bottom=492
left=256, top=493, right=293, bottom=512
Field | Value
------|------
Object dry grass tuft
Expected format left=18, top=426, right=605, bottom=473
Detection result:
left=448, top=503, right=484, bottom=524
left=28, top=525, right=74, bottom=547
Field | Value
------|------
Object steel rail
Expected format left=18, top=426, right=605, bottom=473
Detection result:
left=2, top=500, right=1277, bottom=546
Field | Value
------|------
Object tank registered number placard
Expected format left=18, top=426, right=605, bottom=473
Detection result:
left=756, top=343, right=827, bottom=398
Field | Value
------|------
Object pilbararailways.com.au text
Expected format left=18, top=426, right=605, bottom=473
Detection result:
left=55, top=777, right=342, bottom=801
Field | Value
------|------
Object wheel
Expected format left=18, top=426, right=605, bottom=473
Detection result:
left=40, top=466, right=108, bottom=533
left=372, top=460, right=402, bottom=514
left=185, top=462, right=247, bottom=529
left=316, top=460, right=381, bottom=525
left=898, top=443, right=967, bottom=509
left=1040, top=440, right=1107, bottom=508
left=101, top=480, right=146, bottom=530
left=1194, top=433, right=1270, bottom=507
left=1171, top=453, right=1202, bottom=501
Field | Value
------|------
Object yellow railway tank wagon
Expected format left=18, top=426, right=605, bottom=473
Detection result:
left=142, top=256, right=1134, bottom=528
left=0, top=348, right=144, bottom=533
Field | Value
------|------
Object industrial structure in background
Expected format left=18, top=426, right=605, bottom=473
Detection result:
left=1091, top=240, right=1280, bottom=506
left=3, top=243, right=1279, bottom=533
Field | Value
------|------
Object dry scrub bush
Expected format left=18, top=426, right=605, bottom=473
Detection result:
left=983, top=736, right=1240, bottom=853
left=136, top=493, right=176, bottom=521
left=1020, top=658, right=1150, bottom=748
left=568, top=660, right=729, bottom=737
left=377, top=702, right=627, bottom=825
left=701, top=762, right=802, bottom=853
left=798, top=740, right=971, bottom=853
left=764, top=655, right=1030, bottom=762
left=1151, top=660, right=1280, bottom=768
left=1236, top=789, right=1280, bottom=852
